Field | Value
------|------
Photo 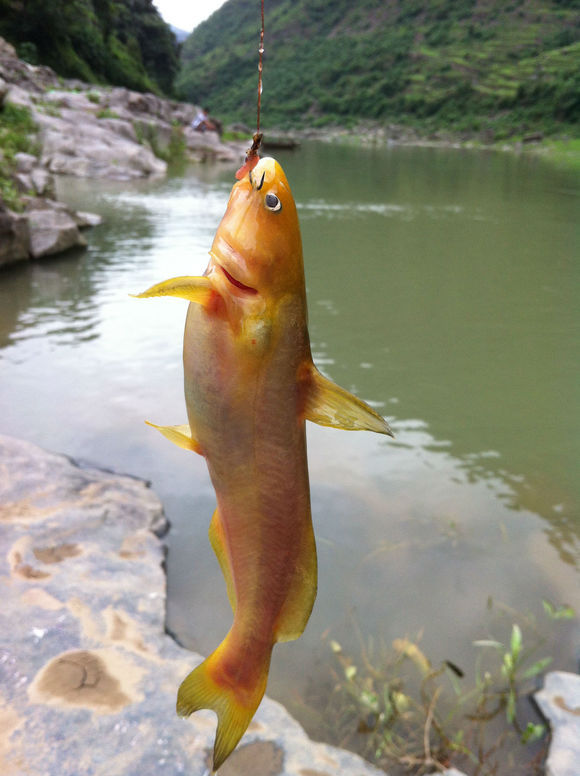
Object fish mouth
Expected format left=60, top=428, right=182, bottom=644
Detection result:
left=211, top=235, right=258, bottom=295
left=218, top=264, right=258, bottom=295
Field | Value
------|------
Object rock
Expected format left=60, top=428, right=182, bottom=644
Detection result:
left=27, top=208, right=86, bottom=258
left=74, top=211, right=103, bottom=228
left=14, top=172, right=33, bottom=194
left=535, top=671, right=580, bottom=776
left=184, top=127, right=239, bottom=162
left=13, top=152, right=38, bottom=173
left=0, top=209, right=30, bottom=267
left=30, top=167, right=55, bottom=197
left=0, top=434, right=388, bottom=776
left=37, top=111, right=167, bottom=180
left=0, top=36, right=239, bottom=183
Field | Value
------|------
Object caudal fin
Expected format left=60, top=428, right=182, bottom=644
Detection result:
left=176, top=642, right=270, bottom=771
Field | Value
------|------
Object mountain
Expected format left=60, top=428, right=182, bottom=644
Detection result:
left=177, top=0, right=580, bottom=137
left=171, top=25, right=190, bottom=44
left=0, top=0, right=179, bottom=96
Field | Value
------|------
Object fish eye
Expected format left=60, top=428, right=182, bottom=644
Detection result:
left=265, top=193, right=282, bottom=212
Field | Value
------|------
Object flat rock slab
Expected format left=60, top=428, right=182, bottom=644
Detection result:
left=0, top=434, right=392, bottom=776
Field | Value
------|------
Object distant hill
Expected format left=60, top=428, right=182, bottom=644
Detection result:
left=171, top=25, right=190, bottom=44
left=0, top=0, right=179, bottom=96
left=177, top=0, right=580, bottom=137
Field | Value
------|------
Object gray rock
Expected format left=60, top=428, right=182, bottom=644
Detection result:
left=30, top=167, right=55, bottom=197
left=27, top=207, right=86, bottom=258
left=0, top=434, right=387, bottom=776
left=74, top=210, right=103, bottom=228
left=0, top=209, right=30, bottom=266
left=4, top=84, right=34, bottom=109
left=535, top=671, right=580, bottom=776
left=0, top=75, right=8, bottom=105
left=14, top=152, right=38, bottom=173
left=36, top=111, right=167, bottom=180
left=14, top=171, right=33, bottom=194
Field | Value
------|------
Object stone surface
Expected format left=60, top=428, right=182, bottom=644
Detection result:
left=0, top=36, right=243, bottom=182
left=535, top=671, right=580, bottom=776
left=27, top=207, right=86, bottom=258
left=0, top=208, right=30, bottom=267
left=0, top=434, right=391, bottom=776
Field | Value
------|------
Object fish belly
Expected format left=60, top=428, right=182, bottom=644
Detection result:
left=183, top=301, right=317, bottom=653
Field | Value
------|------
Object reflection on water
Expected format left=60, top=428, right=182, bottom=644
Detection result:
left=0, top=145, right=578, bottom=748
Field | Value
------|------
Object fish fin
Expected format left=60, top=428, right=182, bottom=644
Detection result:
left=131, top=276, right=215, bottom=306
left=208, top=509, right=236, bottom=611
left=177, top=638, right=270, bottom=772
left=274, top=525, right=317, bottom=643
left=303, top=365, right=394, bottom=437
left=144, top=421, right=203, bottom=455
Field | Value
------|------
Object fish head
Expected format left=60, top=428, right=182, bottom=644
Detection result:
left=208, top=157, right=305, bottom=303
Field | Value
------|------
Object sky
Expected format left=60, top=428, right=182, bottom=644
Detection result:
left=153, top=0, right=227, bottom=33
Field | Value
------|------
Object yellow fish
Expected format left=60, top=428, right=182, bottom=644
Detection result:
left=135, top=157, right=392, bottom=770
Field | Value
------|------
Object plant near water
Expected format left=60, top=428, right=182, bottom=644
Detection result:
left=306, top=599, right=574, bottom=776
left=0, top=103, right=39, bottom=211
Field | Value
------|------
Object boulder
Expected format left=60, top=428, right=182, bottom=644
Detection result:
left=74, top=210, right=102, bottom=228
left=30, top=167, right=55, bottom=197
left=27, top=207, right=86, bottom=258
left=0, top=208, right=30, bottom=266
left=13, top=152, right=38, bottom=173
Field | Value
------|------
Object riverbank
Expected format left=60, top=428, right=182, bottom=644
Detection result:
left=0, top=35, right=242, bottom=268
left=1, top=433, right=578, bottom=776
left=0, top=433, right=394, bottom=776
left=281, top=122, right=580, bottom=169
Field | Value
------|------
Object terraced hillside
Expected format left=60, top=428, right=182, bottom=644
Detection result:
left=178, top=0, right=580, bottom=137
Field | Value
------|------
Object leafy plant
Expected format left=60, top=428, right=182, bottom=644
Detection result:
left=300, top=599, right=575, bottom=775
left=0, top=103, right=39, bottom=211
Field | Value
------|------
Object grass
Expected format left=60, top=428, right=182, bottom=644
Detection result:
left=96, top=108, right=120, bottom=120
left=133, top=121, right=187, bottom=164
left=0, top=103, right=39, bottom=211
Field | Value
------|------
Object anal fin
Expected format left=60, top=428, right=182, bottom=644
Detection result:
left=209, top=509, right=236, bottom=611
left=303, top=365, right=394, bottom=437
left=145, top=421, right=203, bottom=455
left=275, top=525, right=317, bottom=643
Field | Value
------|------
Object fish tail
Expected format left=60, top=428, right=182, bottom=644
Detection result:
left=176, top=637, right=270, bottom=771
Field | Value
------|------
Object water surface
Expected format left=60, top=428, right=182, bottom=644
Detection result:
left=0, top=143, right=578, bottom=760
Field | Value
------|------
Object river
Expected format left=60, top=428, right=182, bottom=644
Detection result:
left=1, top=142, right=578, bottom=769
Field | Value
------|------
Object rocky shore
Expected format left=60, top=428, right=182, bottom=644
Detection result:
left=0, top=36, right=241, bottom=269
left=1, top=433, right=578, bottom=776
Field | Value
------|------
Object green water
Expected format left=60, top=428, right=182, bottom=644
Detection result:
left=0, top=143, right=578, bottom=769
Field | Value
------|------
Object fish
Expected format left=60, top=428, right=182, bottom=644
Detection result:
left=134, top=156, right=393, bottom=771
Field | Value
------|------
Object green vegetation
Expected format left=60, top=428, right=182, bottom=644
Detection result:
left=298, top=599, right=575, bottom=775
left=133, top=120, right=187, bottom=164
left=178, top=0, right=580, bottom=138
left=0, top=103, right=38, bottom=211
left=0, top=0, right=179, bottom=96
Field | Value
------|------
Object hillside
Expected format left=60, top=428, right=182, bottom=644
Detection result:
left=178, top=0, right=580, bottom=138
left=0, top=0, right=179, bottom=95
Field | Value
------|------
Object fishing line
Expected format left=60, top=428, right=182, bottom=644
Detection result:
left=236, top=0, right=265, bottom=178
left=257, top=0, right=264, bottom=135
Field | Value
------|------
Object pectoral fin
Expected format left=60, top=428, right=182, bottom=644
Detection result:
left=132, top=276, right=215, bottom=306
left=303, top=366, right=394, bottom=437
left=145, top=421, right=203, bottom=455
